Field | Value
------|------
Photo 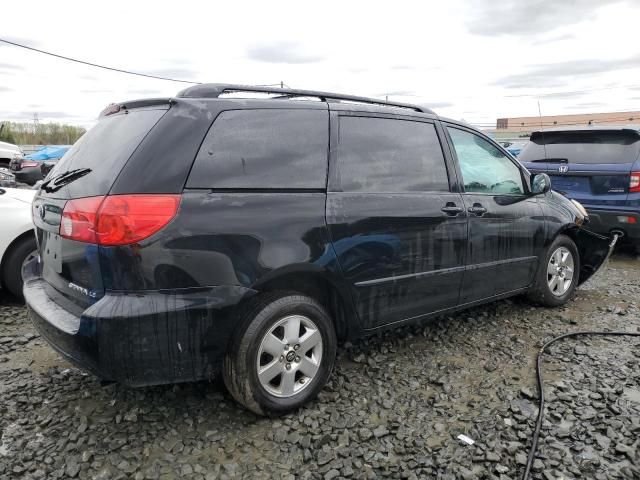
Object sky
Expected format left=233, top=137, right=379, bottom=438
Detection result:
left=1, top=0, right=640, bottom=129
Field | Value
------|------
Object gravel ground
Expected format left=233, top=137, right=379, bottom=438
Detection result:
left=0, top=253, right=638, bottom=480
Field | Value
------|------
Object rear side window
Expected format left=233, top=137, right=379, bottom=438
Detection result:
left=48, top=108, right=167, bottom=197
left=187, top=109, right=328, bottom=189
left=519, top=130, right=640, bottom=164
left=333, top=117, right=449, bottom=192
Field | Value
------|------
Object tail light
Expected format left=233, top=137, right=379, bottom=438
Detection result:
left=630, top=171, right=640, bottom=193
left=21, top=161, right=39, bottom=168
left=60, top=194, right=181, bottom=246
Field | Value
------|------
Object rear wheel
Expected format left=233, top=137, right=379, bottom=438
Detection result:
left=223, top=293, right=337, bottom=415
left=528, top=234, right=579, bottom=307
left=2, top=235, right=37, bottom=302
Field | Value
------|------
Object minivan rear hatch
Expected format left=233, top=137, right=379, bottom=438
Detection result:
left=518, top=129, right=640, bottom=207
left=32, top=105, right=168, bottom=310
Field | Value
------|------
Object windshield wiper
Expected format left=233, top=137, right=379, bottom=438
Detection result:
left=41, top=168, right=91, bottom=193
left=529, top=158, right=568, bottom=163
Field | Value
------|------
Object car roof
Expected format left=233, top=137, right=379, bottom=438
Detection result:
left=176, top=83, right=436, bottom=116
left=530, top=124, right=640, bottom=134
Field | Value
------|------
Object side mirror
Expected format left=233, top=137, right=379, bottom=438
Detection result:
left=531, top=173, right=551, bottom=195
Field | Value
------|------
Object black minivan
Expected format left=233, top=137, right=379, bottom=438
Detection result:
left=24, top=84, right=613, bottom=415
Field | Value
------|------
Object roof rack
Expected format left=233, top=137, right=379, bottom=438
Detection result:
left=176, top=83, right=434, bottom=114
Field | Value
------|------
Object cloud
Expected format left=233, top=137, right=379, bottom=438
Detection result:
left=421, top=101, right=454, bottom=109
left=532, top=33, right=576, bottom=45
left=566, top=102, right=607, bottom=109
left=390, top=65, right=415, bottom=71
left=0, top=36, right=41, bottom=48
left=127, top=89, right=163, bottom=96
left=377, top=89, right=415, bottom=97
left=494, top=53, right=640, bottom=89
left=0, top=111, right=74, bottom=121
left=0, top=63, right=23, bottom=75
left=247, top=42, right=325, bottom=64
left=466, top=0, right=623, bottom=36
left=142, top=67, right=198, bottom=80
left=0, top=86, right=12, bottom=92
left=538, top=91, right=586, bottom=100
left=0, top=63, right=22, bottom=70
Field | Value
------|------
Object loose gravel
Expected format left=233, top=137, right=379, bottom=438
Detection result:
left=0, top=253, right=638, bottom=480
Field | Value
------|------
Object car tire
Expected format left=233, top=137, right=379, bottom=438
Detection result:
left=528, top=234, right=580, bottom=307
left=2, top=235, right=37, bottom=302
left=223, top=292, right=337, bottom=416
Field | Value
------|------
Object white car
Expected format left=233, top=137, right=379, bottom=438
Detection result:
left=0, top=140, right=23, bottom=169
left=0, top=187, right=36, bottom=300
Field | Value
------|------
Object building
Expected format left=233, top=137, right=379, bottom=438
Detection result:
left=491, top=110, right=640, bottom=142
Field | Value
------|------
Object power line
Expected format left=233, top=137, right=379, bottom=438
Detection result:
left=0, top=37, right=201, bottom=84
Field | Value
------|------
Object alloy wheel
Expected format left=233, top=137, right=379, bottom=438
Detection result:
left=547, top=247, right=575, bottom=296
left=256, top=315, right=323, bottom=398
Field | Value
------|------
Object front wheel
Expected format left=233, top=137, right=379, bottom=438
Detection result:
left=223, top=293, right=337, bottom=415
left=528, top=234, right=580, bottom=307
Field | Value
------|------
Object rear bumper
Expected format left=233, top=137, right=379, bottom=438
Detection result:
left=23, top=258, right=256, bottom=386
left=584, top=207, right=640, bottom=241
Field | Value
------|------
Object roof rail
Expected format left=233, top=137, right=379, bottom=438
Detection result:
left=177, top=83, right=434, bottom=114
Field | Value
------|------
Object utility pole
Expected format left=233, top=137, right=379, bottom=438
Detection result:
left=33, top=112, right=40, bottom=137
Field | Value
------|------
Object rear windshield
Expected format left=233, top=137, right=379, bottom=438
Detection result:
left=45, top=108, right=167, bottom=198
left=519, top=130, right=640, bottom=165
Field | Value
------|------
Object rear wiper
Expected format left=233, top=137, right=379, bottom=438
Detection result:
left=529, top=158, right=568, bottom=163
left=41, top=168, right=91, bottom=193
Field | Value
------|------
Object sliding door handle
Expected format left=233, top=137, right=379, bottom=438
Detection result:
left=468, top=204, right=487, bottom=216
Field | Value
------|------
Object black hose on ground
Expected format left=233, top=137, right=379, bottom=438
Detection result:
left=522, top=330, right=640, bottom=480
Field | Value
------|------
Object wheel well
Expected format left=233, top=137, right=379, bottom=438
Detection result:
left=254, top=273, right=351, bottom=341
left=1, top=230, right=36, bottom=286
left=555, top=226, right=601, bottom=285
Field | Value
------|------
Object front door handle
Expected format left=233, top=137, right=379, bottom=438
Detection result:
left=467, top=203, right=487, bottom=216
left=441, top=204, right=464, bottom=216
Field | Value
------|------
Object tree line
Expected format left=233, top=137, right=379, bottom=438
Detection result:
left=0, top=121, right=86, bottom=145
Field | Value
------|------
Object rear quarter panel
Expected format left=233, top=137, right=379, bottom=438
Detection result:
left=99, top=192, right=349, bottom=293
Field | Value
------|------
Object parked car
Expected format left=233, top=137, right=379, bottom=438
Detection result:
left=0, top=140, right=23, bottom=169
left=10, top=145, right=71, bottom=185
left=0, top=187, right=37, bottom=300
left=499, top=141, right=526, bottom=157
left=519, top=127, right=640, bottom=249
left=0, top=167, right=17, bottom=188
left=24, top=84, right=613, bottom=415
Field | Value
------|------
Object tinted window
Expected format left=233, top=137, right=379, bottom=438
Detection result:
left=47, top=108, right=167, bottom=198
left=519, top=130, right=640, bottom=164
left=188, top=109, right=328, bottom=189
left=448, top=127, right=525, bottom=195
left=334, top=117, right=449, bottom=192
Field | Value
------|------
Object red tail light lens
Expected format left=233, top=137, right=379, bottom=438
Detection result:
left=96, top=195, right=181, bottom=245
left=21, top=161, right=39, bottom=168
left=60, top=195, right=180, bottom=246
left=60, top=196, right=103, bottom=243
left=630, top=171, right=640, bottom=193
